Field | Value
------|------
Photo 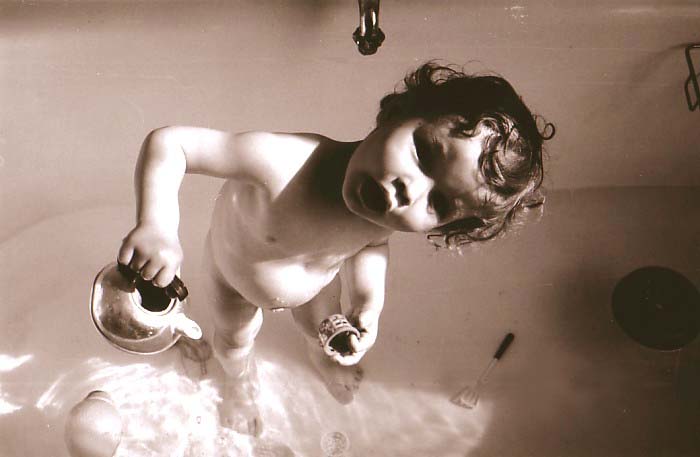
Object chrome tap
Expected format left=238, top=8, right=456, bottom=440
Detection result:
left=353, top=0, right=385, bottom=55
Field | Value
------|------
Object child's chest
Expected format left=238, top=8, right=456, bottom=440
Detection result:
left=216, top=178, right=372, bottom=255
left=209, top=180, right=379, bottom=307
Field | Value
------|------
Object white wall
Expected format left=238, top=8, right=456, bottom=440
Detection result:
left=1, top=0, right=699, bottom=241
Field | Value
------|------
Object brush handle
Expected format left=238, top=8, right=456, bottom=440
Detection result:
left=493, top=333, right=515, bottom=360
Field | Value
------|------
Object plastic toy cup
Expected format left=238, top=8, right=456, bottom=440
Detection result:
left=318, top=314, right=361, bottom=357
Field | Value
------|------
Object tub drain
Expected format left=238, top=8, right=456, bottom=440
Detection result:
left=320, top=431, right=350, bottom=456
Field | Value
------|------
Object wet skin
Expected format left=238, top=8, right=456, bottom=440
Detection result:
left=343, top=117, right=488, bottom=233
left=119, top=116, right=487, bottom=435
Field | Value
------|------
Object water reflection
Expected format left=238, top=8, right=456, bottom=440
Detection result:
left=14, top=348, right=491, bottom=456
left=36, top=356, right=254, bottom=456
left=1, top=207, right=493, bottom=456
left=0, top=354, right=32, bottom=415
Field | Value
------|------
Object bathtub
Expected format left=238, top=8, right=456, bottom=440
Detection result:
left=2, top=1, right=699, bottom=456
left=1, top=186, right=698, bottom=456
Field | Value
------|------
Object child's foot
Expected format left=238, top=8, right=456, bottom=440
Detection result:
left=219, top=360, right=263, bottom=436
left=305, top=340, right=364, bottom=404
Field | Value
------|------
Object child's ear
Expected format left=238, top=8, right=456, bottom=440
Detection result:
left=521, top=189, right=545, bottom=208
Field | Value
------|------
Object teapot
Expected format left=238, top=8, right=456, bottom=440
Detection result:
left=90, top=262, right=202, bottom=355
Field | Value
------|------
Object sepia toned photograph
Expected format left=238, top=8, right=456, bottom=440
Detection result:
left=1, top=1, right=699, bottom=456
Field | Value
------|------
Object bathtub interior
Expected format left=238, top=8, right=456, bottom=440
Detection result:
left=2, top=186, right=699, bottom=457
left=2, top=1, right=700, bottom=456
left=3, top=0, right=700, bottom=242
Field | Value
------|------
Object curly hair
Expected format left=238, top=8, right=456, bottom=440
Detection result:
left=376, top=62, right=555, bottom=248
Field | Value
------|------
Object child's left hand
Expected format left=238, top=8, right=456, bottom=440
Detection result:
left=331, top=311, right=379, bottom=366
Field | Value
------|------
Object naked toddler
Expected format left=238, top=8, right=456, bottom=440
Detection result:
left=117, top=63, right=552, bottom=435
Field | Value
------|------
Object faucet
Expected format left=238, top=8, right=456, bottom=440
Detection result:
left=353, top=0, right=385, bottom=55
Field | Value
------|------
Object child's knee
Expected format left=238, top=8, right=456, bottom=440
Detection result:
left=214, top=304, right=263, bottom=346
left=214, top=329, right=256, bottom=353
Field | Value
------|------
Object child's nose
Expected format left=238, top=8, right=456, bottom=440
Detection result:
left=392, top=177, right=431, bottom=208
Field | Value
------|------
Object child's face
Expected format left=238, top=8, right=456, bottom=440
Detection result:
left=343, top=116, right=487, bottom=233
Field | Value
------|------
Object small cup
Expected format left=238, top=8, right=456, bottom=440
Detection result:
left=318, top=314, right=360, bottom=357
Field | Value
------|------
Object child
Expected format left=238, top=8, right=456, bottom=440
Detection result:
left=117, top=62, right=552, bottom=436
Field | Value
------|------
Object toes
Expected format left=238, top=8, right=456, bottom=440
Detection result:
left=219, top=376, right=263, bottom=435
left=249, top=417, right=263, bottom=437
left=220, top=408, right=263, bottom=436
left=221, top=414, right=246, bottom=433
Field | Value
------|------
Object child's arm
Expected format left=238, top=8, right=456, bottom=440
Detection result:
left=332, top=239, right=390, bottom=366
left=117, top=126, right=271, bottom=287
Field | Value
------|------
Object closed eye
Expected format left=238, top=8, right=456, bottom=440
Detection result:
left=428, top=190, right=452, bottom=220
left=414, top=135, right=436, bottom=174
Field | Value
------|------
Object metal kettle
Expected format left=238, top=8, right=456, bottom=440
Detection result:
left=90, top=262, right=202, bottom=355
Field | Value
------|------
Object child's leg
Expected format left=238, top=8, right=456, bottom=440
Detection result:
left=209, top=281, right=263, bottom=378
left=202, top=243, right=263, bottom=435
left=291, top=276, right=364, bottom=405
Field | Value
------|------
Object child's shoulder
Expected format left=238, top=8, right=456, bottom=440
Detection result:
left=234, top=131, right=329, bottom=166
left=228, top=131, right=331, bottom=187
left=237, top=130, right=327, bottom=153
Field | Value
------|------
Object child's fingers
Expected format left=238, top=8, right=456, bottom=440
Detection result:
left=330, top=353, right=344, bottom=364
left=140, top=260, right=160, bottom=282
left=349, top=333, right=362, bottom=353
left=332, top=351, right=364, bottom=366
left=129, top=252, right=149, bottom=273
left=350, top=330, right=375, bottom=353
left=117, top=243, right=134, bottom=266
left=154, top=266, right=176, bottom=288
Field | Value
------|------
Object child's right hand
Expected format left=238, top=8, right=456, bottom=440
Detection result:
left=117, top=223, right=183, bottom=288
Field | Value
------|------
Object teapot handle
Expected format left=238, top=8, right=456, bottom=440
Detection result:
left=172, top=314, right=203, bottom=340
left=117, top=262, right=189, bottom=300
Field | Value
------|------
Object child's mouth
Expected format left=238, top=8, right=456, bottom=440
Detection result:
left=359, top=176, right=389, bottom=213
